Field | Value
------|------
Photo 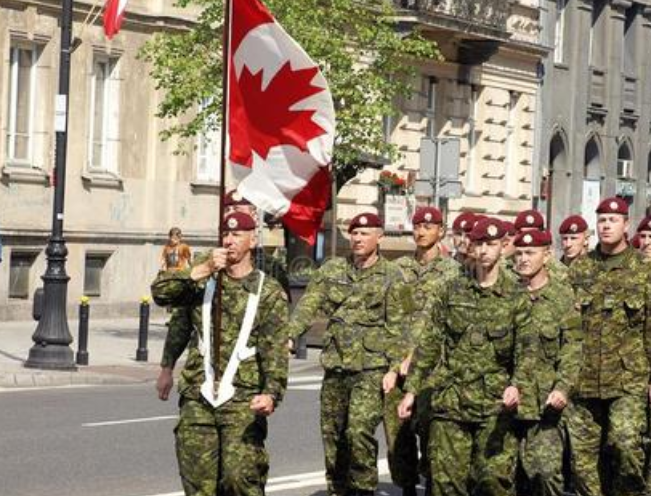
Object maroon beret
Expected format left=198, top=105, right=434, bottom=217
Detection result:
left=452, top=212, right=476, bottom=233
left=223, top=212, right=256, bottom=232
left=412, top=207, right=443, bottom=225
left=465, top=214, right=488, bottom=234
left=514, top=230, right=552, bottom=247
left=502, top=221, right=516, bottom=236
left=632, top=234, right=642, bottom=249
left=514, top=209, right=545, bottom=231
left=596, top=197, right=628, bottom=216
left=223, top=189, right=253, bottom=207
left=559, top=215, right=588, bottom=235
left=636, top=215, right=651, bottom=233
left=468, top=218, right=506, bottom=242
left=348, top=212, right=383, bottom=233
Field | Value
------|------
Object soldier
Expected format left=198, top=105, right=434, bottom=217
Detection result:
left=398, top=217, right=534, bottom=496
left=387, top=206, right=460, bottom=496
left=558, top=215, right=589, bottom=267
left=451, top=212, right=477, bottom=266
left=635, top=214, right=651, bottom=262
left=287, top=212, right=410, bottom=496
left=514, top=209, right=568, bottom=282
left=567, top=197, right=651, bottom=496
left=151, top=212, right=289, bottom=496
left=512, top=229, right=582, bottom=496
left=501, top=221, right=517, bottom=261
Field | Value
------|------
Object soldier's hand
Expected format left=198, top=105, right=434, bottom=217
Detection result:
left=502, top=386, right=520, bottom=410
left=383, top=371, right=398, bottom=394
left=210, top=248, right=228, bottom=273
left=156, top=367, right=174, bottom=401
left=399, top=355, right=412, bottom=377
left=545, top=390, right=567, bottom=411
left=398, top=392, right=415, bottom=420
left=250, top=394, right=275, bottom=416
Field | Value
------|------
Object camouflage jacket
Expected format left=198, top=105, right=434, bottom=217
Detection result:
left=405, top=267, right=535, bottom=422
left=394, top=254, right=460, bottom=349
left=151, top=267, right=289, bottom=404
left=516, top=277, right=583, bottom=421
left=287, top=255, right=411, bottom=372
left=569, top=245, right=651, bottom=399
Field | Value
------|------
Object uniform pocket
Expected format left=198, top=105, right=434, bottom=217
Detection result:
left=624, top=296, right=645, bottom=327
left=540, top=326, right=560, bottom=360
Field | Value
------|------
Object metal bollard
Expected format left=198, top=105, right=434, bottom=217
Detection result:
left=136, top=297, right=150, bottom=362
left=295, top=335, right=308, bottom=360
left=76, top=296, right=90, bottom=366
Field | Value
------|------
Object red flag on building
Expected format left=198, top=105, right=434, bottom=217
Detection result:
left=227, top=0, right=336, bottom=245
left=103, top=0, right=128, bottom=39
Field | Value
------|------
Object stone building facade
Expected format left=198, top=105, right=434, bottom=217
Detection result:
left=336, top=0, right=546, bottom=253
left=538, top=0, right=651, bottom=234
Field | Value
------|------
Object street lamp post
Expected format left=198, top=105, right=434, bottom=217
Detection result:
left=25, top=0, right=76, bottom=370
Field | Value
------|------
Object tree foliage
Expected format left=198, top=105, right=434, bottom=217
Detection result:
left=141, top=0, right=440, bottom=188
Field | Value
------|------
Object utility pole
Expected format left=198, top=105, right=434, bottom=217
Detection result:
left=25, top=0, right=76, bottom=370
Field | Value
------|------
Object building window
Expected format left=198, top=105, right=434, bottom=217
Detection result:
left=425, top=77, right=437, bottom=138
left=88, top=56, right=120, bottom=174
left=196, top=98, right=221, bottom=183
left=554, top=0, right=566, bottom=64
left=623, top=5, right=637, bottom=75
left=617, top=142, right=633, bottom=179
left=6, top=45, right=39, bottom=166
left=9, top=251, right=38, bottom=299
left=589, top=0, right=607, bottom=67
left=84, top=253, right=109, bottom=297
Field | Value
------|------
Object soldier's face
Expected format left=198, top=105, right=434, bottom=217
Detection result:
left=639, top=232, right=651, bottom=258
left=514, top=246, right=550, bottom=278
left=222, top=230, right=256, bottom=264
left=561, top=233, right=588, bottom=259
left=349, top=227, right=382, bottom=257
left=502, top=235, right=516, bottom=258
left=597, top=214, right=629, bottom=246
left=413, top=223, right=442, bottom=248
left=473, top=239, right=502, bottom=269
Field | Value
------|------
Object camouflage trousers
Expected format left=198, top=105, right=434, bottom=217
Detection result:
left=321, top=368, right=385, bottom=496
left=566, top=396, right=647, bottom=496
left=428, top=413, right=518, bottom=496
left=174, top=396, right=269, bottom=496
left=517, top=412, right=567, bottom=496
left=383, top=385, right=421, bottom=489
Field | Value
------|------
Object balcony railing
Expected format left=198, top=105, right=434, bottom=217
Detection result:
left=396, top=0, right=511, bottom=32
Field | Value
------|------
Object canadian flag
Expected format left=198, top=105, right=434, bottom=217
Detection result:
left=103, top=0, right=128, bottom=39
left=228, top=0, right=335, bottom=245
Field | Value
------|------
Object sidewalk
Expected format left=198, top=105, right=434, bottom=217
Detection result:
left=0, top=318, right=320, bottom=389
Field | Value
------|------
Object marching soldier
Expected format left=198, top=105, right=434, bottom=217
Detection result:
left=386, top=206, right=460, bottom=496
left=512, top=229, right=582, bottom=496
left=558, top=215, right=590, bottom=267
left=567, top=197, right=651, bottom=496
left=635, top=214, right=651, bottom=262
left=151, top=212, right=289, bottom=496
left=451, top=212, right=477, bottom=266
left=287, top=212, right=410, bottom=496
left=399, top=217, right=535, bottom=496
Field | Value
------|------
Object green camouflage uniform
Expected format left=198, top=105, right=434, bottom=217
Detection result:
left=151, top=266, right=289, bottom=496
left=567, top=246, right=651, bottom=496
left=383, top=254, right=459, bottom=490
left=287, top=255, right=410, bottom=496
left=406, top=267, right=535, bottom=496
left=516, top=277, right=582, bottom=496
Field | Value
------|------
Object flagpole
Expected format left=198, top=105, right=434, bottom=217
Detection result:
left=214, top=0, right=233, bottom=380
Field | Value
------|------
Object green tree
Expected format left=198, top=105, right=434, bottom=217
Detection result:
left=141, top=0, right=440, bottom=189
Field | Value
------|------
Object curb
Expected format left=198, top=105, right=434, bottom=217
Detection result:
left=0, top=365, right=159, bottom=389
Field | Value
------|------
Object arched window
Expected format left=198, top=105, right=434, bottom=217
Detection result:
left=584, top=137, right=601, bottom=180
left=617, top=141, right=634, bottom=179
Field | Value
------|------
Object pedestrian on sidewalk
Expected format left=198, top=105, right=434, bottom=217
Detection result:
left=160, top=227, right=192, bottom=272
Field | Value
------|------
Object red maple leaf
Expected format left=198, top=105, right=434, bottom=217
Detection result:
left=229, top=62, right=327, bottom=166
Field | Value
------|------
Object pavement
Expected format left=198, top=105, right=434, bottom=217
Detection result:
left=0, top=316, right=320, bottom=389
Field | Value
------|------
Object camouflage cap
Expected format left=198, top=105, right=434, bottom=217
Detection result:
left=412, top=207, right=443, bottom=225
left=596, top=197, right=628, bottom=216
left=348, top=212, right=383, bottom=233
left=223, top=212, right=256, bottom=232
left=559, top=215, right=588, bottom=235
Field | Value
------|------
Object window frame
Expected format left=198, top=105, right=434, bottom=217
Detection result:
left=6, top=44, right=38, bottom=166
